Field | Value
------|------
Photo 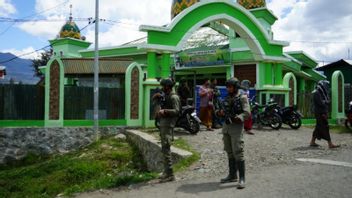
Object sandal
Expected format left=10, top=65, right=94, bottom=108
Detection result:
left=329, top=144, right=340, bottom=149
left=309, top=143, right=320, bottom=147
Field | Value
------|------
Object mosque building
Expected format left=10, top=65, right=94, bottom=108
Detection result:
left=42, top=0, right=345, bottom=128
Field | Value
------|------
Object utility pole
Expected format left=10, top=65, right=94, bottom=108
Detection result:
left=94, top=0, right=100, bottom=139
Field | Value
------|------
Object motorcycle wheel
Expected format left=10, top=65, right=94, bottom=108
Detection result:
left=345, top=119, right=352, bottom=131
left=188, top=117, right=200, bottom=134
left=270, top=113, right=282, bottom=130
left=288, top=115, right=302, bottom=129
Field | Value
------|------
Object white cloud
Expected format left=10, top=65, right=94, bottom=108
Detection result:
left=18, top=0, right=171, bottom=47
left=15, top=0, right=352, bottom=64
left=2, top=47, right=43, bottom=59
left=266, top=0, right=297, bottom=18
left=0, top=0, right=16, bottom=17
left=267, top=0, right=352, bottom=64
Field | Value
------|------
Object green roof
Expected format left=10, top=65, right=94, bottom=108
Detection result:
left=286, top=51, right=318, bottom=69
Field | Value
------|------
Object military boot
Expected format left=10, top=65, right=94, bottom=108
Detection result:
left=237, top=160, right=245, bottom=189
left=159, top=163, right=175, bottom=183
left=159, top=170, right=175, bottom=183
left=220, top=158, right=238, bottom=183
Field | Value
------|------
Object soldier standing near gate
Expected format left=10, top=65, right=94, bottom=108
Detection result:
left=156, top=78, right=180, bottom=182
left=215, top=77, right=250, bottom=189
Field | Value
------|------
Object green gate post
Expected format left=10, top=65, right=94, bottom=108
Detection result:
left=331, top=70, right=345, bottom=120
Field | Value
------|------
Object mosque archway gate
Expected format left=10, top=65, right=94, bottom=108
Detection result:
left=139, top=0, right=289, bottom=127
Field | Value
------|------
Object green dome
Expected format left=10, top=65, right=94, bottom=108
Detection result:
left=59, top=20, right=81, bottom=39
left=171, top=0, right=199, bottom=19
left=238, top=0, right=266, bottom=9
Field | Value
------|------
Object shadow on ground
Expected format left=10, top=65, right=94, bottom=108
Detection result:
left=291, top=146, right=325, bottom=151
left=176, top=181, right=237, bottom=194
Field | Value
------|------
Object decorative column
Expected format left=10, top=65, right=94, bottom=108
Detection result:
left=45, top=58, right=64, bottom=127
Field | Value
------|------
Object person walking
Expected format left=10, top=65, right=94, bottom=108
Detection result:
left=215, top=77, right=250, bottom=189
left=310, top=80, right=339, bottom=149
left=155, top=78, right=181, bottom=182
left=211, top=79, right=222, bottom=129
left=199, top=79, right=214, bottom=131
left=240, top=80, right=254, bottom=135
left=177, top=78, right=192, bottom=106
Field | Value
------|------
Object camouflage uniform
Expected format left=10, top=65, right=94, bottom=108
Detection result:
left=159, top=91, right=180, bottom=178
left=215, top=80, right=250, bottom=189
left=220, top=93, right=250, bottom=161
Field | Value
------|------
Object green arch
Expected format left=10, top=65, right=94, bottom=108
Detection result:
left=283, top=72, right=297, bottom=106
left=44, top=57, right=65, bottom=127
left=140, top=0, right=286, bottom=59
left=331, top=70, right=345, bottom=120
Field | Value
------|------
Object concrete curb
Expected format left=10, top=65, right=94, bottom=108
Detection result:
left=124, top=129, right=192, bottom=172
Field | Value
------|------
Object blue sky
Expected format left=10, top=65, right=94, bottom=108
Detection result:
left=1, top=0, right=351, bottom=64
left=0, top=0, right=41, bottom=50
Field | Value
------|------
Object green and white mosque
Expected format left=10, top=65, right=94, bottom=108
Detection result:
left=42, top=0, right=345, bottom=128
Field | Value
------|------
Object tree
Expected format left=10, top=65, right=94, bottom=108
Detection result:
left=32, top=48, right=52, bottom=77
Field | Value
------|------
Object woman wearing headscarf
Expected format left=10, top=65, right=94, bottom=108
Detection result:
left=310, top=80, right=339, bottom=148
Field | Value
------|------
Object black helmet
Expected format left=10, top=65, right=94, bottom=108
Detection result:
left=241, top=80, right=251, bottom=90
left=160, top=78, right=175, bottom=88
left=225, top=77, right=240, bottom=88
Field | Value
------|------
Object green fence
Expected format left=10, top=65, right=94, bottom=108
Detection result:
left=64, top=86, right=125, bottom=120
left=0, top=84, right=44, bottom=120
left=297, top=91, right=314, bottom=119
left=0, top=85, right=125, bottom=121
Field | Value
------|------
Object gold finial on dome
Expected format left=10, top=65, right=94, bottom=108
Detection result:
left=59, top=4, right=81, bottom=39
left=237, top=0, right=266, bottom=9
left=171, top=0, right=200, bottom=19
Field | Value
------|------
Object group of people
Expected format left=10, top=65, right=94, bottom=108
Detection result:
left=154, top=77, right=339, bottom=189
left=198, top=79, right=254, bottom=134
left=154, top=77, right=250, bottom=188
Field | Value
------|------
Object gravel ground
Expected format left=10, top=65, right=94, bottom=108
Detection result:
left=173, top=125, right=352, bottom=180
left=75, top=126, right=352, bottom=198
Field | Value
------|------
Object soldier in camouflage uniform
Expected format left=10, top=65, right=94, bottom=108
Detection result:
left=156, top=78, right=181, bottom=182
left=215, top=77, right=250, bottom=189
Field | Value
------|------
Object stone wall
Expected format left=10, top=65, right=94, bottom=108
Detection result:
left=125, top=129, right=192, bottom=172
left=0, top=127, right=121, bottom=165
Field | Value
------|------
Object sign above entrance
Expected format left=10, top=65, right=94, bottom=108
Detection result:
left=175, top=45, right=230, bottom=68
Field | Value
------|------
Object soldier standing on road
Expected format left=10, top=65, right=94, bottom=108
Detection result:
left=156, top=78, right=181, bottom=182
left=215, top=77, right=250, bottom=189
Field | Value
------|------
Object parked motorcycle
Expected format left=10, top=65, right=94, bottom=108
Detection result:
left=345, top=101, right=352, bottom=130
left=155, top=105, right=201, bottom=134
left=275, top=105, right=303, bottom=129
left=267, top=97, right=302, bottom=130
left=250, top=98, right=282, bottom=130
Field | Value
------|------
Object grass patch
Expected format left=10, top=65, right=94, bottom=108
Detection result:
left=0, top=136, right=157, bottom=198
left=305, top=125, right=352, bottom=134
left=329, top=125, right=352, bottom=134
left=173, top=138, right=200, bottom=172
